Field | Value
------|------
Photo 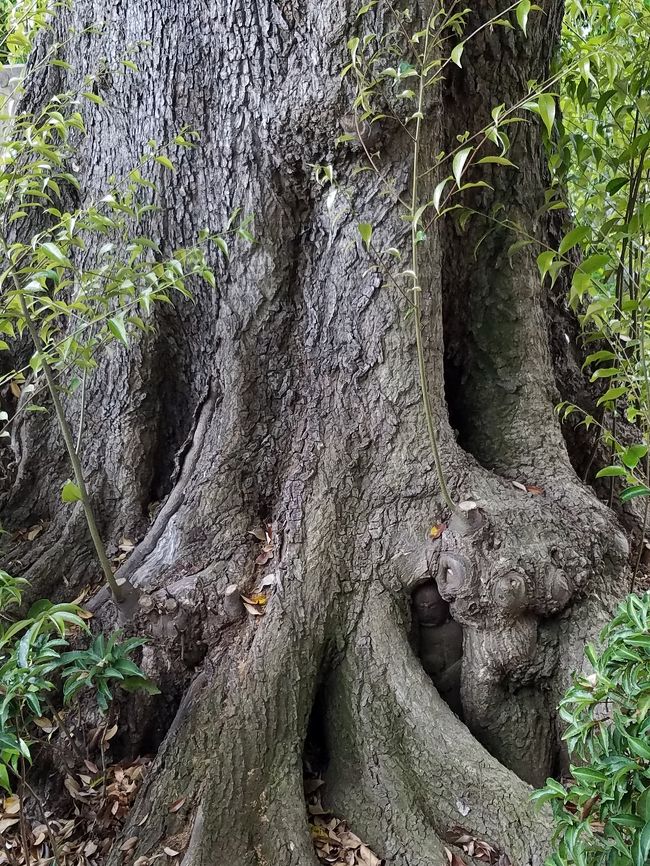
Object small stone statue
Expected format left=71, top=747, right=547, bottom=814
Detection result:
left=412, top=581, right=464, bottom=717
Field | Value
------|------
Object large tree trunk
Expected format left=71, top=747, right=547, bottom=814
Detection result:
left=0, top=0, right=631, bottom=863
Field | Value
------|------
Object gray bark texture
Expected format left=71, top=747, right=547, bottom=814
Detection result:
left=0, top=0, right=632, bottom=864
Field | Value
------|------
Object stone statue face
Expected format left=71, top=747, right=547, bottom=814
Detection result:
left=412, top=581, right=449, bottom=627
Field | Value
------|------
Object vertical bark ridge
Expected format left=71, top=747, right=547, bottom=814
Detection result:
left=441, top=0, right=571, bottom=483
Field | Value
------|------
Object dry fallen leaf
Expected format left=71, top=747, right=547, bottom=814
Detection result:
left=243, top=601, right=265, bottom=616
left=358, top=844, right=381, bottom=866
left=121, top=836, right=139, bottom=852
left=429, top=522, right=447, bottom=539
left=242, top=593, right=267, bottom=606
left=259, top=573, right=277, bottom=588
left=2, top=796, right=20, bottom=815
left=168, top=798, right=186, bottom=814
left=163, top=847, right=180, bottom=857
left=103, top=723, right=119, bottom=743
left=444, top=847, right=466, bottom=866
left=0, top=817, right=20, bottom=833
left=526, top=484, right=544, bottom=495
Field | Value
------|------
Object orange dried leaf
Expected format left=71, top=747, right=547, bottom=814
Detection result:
left=2, top=796, right=20, bottom=815
left=168, top=798, right=186, bottom=814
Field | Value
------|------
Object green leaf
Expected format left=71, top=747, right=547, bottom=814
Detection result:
left=154, top=155, right=174, bottom=172
left=108, top=316, right=128, bottom=346
left=607, top=177, right=629, bottom=195
left=433, top=177, right=451, bottom=213
left=537, top=94, right=556, bottom=137
left=559, top=226, right=590, bottom=255
left=597, top=386, right=627, bottom=406
left=452, top=147, right=472, bottom=187
left=571, top=766, right=608, bottom=784
left=516, top=0, right=531, bottom=34
left=476, top=156, right=517, bottom=168
left=622, top=445, right=648, bottom=469
left=214, top=237, right=229, bottom=258
left=121, top=676, right=161, bottom=695
left=579, top=253, right=610, bottom=274
left=583, top=350, right=616, bottom=368
left=82, top=91, right=104, bottom=105
left=507, top=239, right=533, bottom=262
left=537, top=251, right=555, bottom=282
left=595, top=466, right=628, bottom=478
left=621, top=486, right=650, bottom=503
left=38, top=242, right=71, bottom=268
left=590, top=367, right=619, bottom=380
left=633, top=821, right=650, bottom=866
left=450, top=43, right=464, bottom=68
left=61, top=480, right=82, bottom=503
left=638, top=789, right=650, bottom=822
left=358, top=223, right=373, bottom=251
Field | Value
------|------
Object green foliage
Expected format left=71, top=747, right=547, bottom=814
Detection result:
left=547, top=0, right=650, bottom=501
left=0, top=571, right=155, bottom=793
left=533, top=593, right=650, bottom=866
left=60, top=632, right=157, bottom=713
left=0, top=0, right=52, bottom=64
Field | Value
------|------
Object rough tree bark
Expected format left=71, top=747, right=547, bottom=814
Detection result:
left=0, top=0, right=631, bottom=864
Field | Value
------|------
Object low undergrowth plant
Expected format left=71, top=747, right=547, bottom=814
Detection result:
left=0, top=569, right=156, bottom=796
left=533, top=592, right=650, bottom=866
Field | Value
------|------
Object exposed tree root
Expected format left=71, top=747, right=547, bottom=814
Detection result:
left=324, top=594, right=552, bottom=866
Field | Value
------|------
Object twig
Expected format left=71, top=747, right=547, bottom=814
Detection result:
left=15, top=276, right=126, bottom=603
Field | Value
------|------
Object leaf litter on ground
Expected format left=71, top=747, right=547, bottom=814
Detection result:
left=0, top=756, right=151, bottom=865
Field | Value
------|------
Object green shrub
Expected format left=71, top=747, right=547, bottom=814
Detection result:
left=533, top=593, right=650, bottom=866
left=0, top=569, right=156, bottom=794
